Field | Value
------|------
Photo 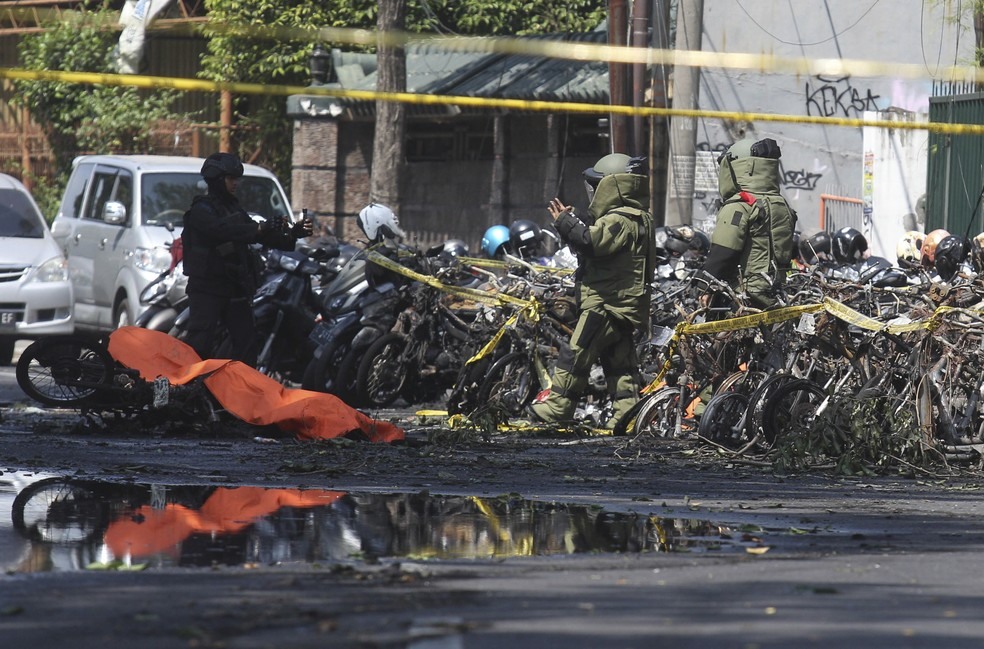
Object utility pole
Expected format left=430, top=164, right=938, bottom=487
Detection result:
left=664, top=0, right=704, bottom=227
left=630, top=0, right=649, bottom=157
left=371, top=0, right=407, bottom=213
left=608, top=0, right=629, bottom=154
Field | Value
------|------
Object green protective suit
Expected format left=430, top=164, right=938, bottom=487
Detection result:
left=531, top=172, right=656, bottom=427
left=711, top=147, right=796, bottom=308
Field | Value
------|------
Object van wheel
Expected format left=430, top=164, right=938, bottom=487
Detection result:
left=0, top=338, right=14, bottom=366
left=114, top=299, right=131, bottom=329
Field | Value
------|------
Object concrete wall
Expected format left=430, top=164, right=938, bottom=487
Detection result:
left=862, top=111, right=928, bottom=261
left=694, top=0, right=974, bottom=239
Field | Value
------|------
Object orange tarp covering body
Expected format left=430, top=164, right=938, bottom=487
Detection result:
left=107, top=327, right=404, bottom=443
left=104, top=487, right=346, bottom=558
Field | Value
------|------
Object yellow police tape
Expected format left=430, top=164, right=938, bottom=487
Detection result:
left=45, top=13, right=984, bottom=87
left=366, top=250, right=531, bottom=309
left=367, top=250, right=543, bottom=366
left=672, top=297, right=984, bottom=338
left=457, top=256, right=574, bottom=276
left=5, top=64, right=984, bottom=136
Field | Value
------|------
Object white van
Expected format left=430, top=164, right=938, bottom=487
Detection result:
left=50, top=155, right=293, bottom=332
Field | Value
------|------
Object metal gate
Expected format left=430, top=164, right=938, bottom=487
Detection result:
left=928, top=83, right=984, bottom=237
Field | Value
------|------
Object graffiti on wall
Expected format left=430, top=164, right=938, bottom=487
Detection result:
left=806, top=75, right=883, bottom=118
left=779, top=161, right=823, bottom=192
left=696, top=141, right=825, bottom=193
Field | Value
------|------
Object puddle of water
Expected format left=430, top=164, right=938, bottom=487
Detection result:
left=0, top=472, right=769, bottom=573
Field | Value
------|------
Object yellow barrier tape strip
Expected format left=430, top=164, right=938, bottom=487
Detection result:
left=366, top=250, right=531, bottom=309
left=457, top=256, right=575, bottom=275
left=464, top=299, right=543, bottom=365
left=5, top=66, right=984, bottom=136
left=466, top=310, right=519, bottom=365
left=679, top=303, right=826, bottom=335
left=81, top=16, right=984, bottom=87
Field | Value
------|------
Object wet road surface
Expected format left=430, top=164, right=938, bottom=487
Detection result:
left=2, top=347, right=984, bottom=647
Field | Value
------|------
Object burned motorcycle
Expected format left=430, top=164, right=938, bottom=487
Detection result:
left=355, top=274, right=489, bottom=408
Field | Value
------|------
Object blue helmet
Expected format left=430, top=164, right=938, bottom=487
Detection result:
left=481, top=225, right=510, bottom=258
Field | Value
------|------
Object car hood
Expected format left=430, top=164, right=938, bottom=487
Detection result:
left=0, top=235, right=64, bottom=267
left=139, top=226, right=182, bottom=250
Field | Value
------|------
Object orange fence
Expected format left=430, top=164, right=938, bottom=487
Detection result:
left=819, top=193, right=865, bottom=233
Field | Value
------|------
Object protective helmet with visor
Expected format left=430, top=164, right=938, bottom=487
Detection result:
left=357, top=203, right=406, bottom=241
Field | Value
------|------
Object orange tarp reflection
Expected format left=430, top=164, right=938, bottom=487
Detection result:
left=104, top=487, right=345, bottom=558
left=107, top=327, right=404, bottom=443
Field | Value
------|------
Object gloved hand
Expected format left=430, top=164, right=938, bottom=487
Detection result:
left=291, top=217, right=314, bottom=238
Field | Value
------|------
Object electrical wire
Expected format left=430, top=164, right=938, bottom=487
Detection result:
left=735, top=0, right=883, bottom=46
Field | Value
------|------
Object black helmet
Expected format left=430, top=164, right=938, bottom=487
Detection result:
left=832, top=227, right=868, bottom=263
left=200, top=152, right=244, bottom=181
left=935, top=234, right=970, bottom=281
left=800, top=231, right=832, bottom=265
left=690, top=230, right=711, bottom=257
left=509, top=220, right=544, bottom=258
left=325, top=243, right=360, bottom=276
left=440, top=239, right=468, bottom=258
left=664, top=226, right=694, bottom=257
left=857, top=256, right=892, bottom=284
left=427, top=239, right=469, bottom=260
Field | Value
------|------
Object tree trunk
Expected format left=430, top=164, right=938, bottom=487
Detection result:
left=371, top=0, right=407, bottom=216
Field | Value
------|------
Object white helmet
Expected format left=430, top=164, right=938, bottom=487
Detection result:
left=358, top=203, right=406, bottom=240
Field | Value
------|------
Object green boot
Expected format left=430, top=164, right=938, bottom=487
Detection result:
left=605, top=395, right=640, bottom=430
left=529, top=390, right=577, bottom=422
left=529, top=368, right=581, bottom=423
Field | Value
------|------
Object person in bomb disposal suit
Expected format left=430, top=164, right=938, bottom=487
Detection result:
left=702, top=137, right=797, bottom=309
left=529, top=153, right=656, bottom=428
left=181, top=152, right=313, bottom=365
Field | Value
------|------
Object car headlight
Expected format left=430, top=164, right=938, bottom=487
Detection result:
left=31, top=256, right=69, bottom=283
left=133, top=246, right=172, bottom=273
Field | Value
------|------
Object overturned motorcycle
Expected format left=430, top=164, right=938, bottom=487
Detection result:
left=16, top=328, right=404, bottom=443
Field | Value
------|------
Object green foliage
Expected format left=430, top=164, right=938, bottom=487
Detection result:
left=409, top=0, right=607, bottom=35
left=200, top=0, right=606, bottom=188
left=13, top=6, right=183, bottom=203
left=771, top=393, right=934, bottom=476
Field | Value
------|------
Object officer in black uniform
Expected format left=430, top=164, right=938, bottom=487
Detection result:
left=181, top=152, right=312, bottom=364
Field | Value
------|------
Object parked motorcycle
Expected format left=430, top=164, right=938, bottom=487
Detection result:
left=135, top=229, right=186, bottom=333
left=169, top=238, right=341, bottom=384
left=300, top=246, right=402, bottom=405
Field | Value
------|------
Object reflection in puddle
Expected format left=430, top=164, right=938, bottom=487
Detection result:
left=0, top=474, right=766, bottom=573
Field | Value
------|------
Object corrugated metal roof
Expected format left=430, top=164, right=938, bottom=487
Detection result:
left=336, top=30, right=610, bottom=112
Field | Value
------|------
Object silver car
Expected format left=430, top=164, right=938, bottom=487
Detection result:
left=50, top=155, right=293, bottom=332
left=0, top=173, right=74, bottom=365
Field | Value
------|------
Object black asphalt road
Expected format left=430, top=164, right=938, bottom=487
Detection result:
left=2, top=340, right=984, bottom=648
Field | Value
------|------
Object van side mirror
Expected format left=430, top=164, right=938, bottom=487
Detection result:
left=102, top=201, right=127, bottom=225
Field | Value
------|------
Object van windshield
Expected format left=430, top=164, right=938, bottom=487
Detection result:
left=0, top=188, right=44, bottom=238
left=141, top=173, right=289, bottom=227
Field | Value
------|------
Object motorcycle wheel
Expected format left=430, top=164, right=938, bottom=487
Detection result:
left=761, top=378, right=827, bottom=444
left=612, top=386, right=683, bottom=438
left=446, top=355, right=493, bottom=416
left=698, top=391, right=750, bottom=448
left=301, top=339, right=347, bottom=393
left=16, top=336, right=115, bottom=407
left=357, top=333, right=410, bottom=408
left=11, top=478, right=108, bottom=544
left=476, top=351, right=538, bottom=417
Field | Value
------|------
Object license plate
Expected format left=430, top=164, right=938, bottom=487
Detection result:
left=152, top=377, right=170, bottom=408
left=0, top=311, right=17, bottom=329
